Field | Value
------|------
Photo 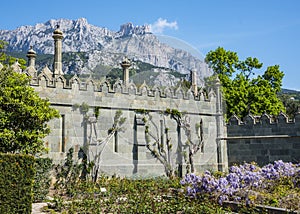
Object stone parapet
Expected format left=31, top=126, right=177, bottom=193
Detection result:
left=226, top=112, right=300, bottom=166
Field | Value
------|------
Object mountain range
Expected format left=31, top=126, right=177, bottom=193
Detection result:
left=0, top=18, right=211, bottom=86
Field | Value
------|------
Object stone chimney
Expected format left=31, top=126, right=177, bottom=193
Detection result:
left=52, top=24, right=64, bottom=77
left=190, top=69, right=198, bottom=96
left=26, top=46, right=36, bottom=67
left=120, top=57, right=131, bottom=85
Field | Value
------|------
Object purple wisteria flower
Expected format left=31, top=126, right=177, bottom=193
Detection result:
left=180, top=160, right=300, bottom=205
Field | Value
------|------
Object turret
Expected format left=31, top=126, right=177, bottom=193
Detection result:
left=190, top=69, right=198, bottom=96
left=215, top=75, right=222, bottom=114
left=52, top=24, right=64, bottom=77
left=25, top=46, right=38, bottom=78
left=26, top=46, right=36, bottom=67
left=120, top=57, right=131, bottom=86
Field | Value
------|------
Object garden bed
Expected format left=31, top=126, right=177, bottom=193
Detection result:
left=42, top=160, right=299, bottom=213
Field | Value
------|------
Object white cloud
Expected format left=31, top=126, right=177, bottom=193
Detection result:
left=149, top=18, right=178, bottom=34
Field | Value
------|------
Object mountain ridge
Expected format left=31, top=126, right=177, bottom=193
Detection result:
left=0, top=18, right=211, bottom=86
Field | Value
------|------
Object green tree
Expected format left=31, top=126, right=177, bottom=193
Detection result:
left=205, top=47, right=285, bottom=119
left=0, top=40, right=26, bottom=70
left=278, top=93, right=300, bottom=118
left=0, top=41, right=60, bottom=154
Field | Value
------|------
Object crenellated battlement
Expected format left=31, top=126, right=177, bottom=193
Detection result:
left=227, top=111, right=300, bottom=167
left=27, top=72, right=217, bottom=103
left=227, top=111, right=300, bottom=126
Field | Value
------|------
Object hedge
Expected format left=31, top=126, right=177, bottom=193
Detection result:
left=0, top=153, right=35, bottom=214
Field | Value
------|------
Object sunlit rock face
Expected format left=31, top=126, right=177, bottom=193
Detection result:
left=0, top=18, right=212, bottom=86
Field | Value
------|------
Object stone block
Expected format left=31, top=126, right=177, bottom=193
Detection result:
left=269, top=149, right=290, bottom=156
left=292, top=142, right=300, bottom=149
left=256, top=156, right=270, bottom=165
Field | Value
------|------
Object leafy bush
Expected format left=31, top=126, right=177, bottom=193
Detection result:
left=0, top=153, right=35, bottom=214
left=0, top=67, right=60, bottom=155
left=33, top=157, right=53, bottom=202
left=53, top=148, right=90, bottom=196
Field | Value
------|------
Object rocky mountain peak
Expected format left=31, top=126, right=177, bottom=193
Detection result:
left=117, top=22, right=151, bottom=37
left=0, top=18, right=212, bottom=85
left=44, top=18, right=93, bottom=34
left=75, top=17, right=88, bottom=25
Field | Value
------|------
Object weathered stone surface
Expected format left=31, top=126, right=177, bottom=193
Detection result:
left=227, top=113, right=300, bottom=166
left=36, top=79, right=225, bottom=176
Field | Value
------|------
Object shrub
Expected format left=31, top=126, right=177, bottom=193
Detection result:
left=33, top=157, right=53, bottom=202
left=0, top=153, right=35, bottom=214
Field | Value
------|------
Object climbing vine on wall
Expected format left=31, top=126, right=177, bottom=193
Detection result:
left=144, top=111, right=175, bottom=178
left=85, top=110, right=126, bottom=182
left=144, top=108, right=204, bottom=177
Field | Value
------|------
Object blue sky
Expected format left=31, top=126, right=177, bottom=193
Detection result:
left=1, top=0, right=300, bottom=90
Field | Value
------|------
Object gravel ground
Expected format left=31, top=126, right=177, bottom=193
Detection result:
left=32, top=203, right=48, bottom=214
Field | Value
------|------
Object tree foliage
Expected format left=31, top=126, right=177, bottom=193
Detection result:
left=0, top=40, right=26, bottom=70
left=0, top=41, right=60, bottom=154
left=277, top=93, right=300, bottom=118
left=205, top=47, right=285, bottom=119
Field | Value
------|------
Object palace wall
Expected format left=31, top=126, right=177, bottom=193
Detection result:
left=226, top=113, right=300, bottom=166
left=28, top=74, right=227, bottom=177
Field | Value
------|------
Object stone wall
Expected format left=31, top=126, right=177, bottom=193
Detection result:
left=226, top=112, right=300, bottom=166
left=28, top=74, right=227, bottom=177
